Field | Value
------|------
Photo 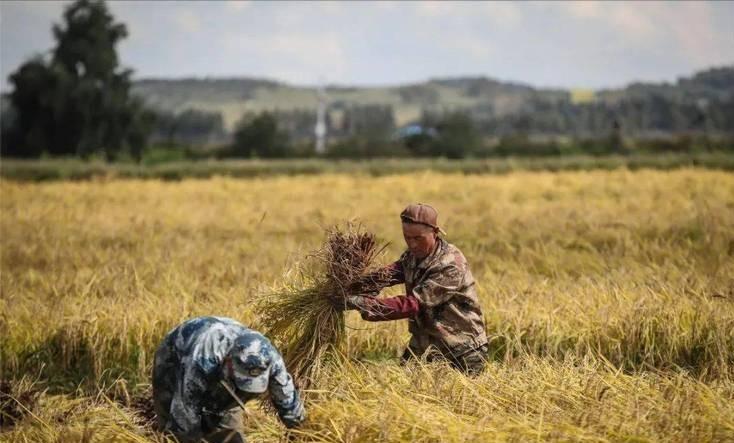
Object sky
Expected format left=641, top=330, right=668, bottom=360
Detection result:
left=1, top=1, right=732, bottom=91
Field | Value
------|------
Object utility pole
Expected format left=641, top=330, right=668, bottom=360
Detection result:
left=315, top=81, right=327, bottom=154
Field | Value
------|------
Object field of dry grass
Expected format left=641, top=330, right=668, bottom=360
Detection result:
left=1, top=169, right=733, bottom=442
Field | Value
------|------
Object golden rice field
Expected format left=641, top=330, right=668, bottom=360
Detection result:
left=1, top=169, right=733, bottom=442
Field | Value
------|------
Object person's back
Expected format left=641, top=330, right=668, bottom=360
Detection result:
left=153, top=316, right=304, bottom=443
left=399, top=237, right=487, bottom=361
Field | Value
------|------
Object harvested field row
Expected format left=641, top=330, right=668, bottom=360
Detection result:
left=2, top=169, right=733, bottom=441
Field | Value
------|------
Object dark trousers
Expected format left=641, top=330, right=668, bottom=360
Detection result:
left=201, top=409, right=245, bottom=443
left=153, top=404, right=245, bottom=443
left=401, top=344, right=489, bottom=376
left=153, top=341, right=246, bottom=443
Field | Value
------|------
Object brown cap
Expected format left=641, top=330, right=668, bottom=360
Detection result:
left=400, top=203, right=446, bottom=235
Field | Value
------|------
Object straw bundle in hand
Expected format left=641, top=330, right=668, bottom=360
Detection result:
left=257, top=225, right=387, bottom=387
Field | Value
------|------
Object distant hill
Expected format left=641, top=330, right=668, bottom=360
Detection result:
left=597, top=66, right=734, bottom=104
left=132, top=75, right=568, bottom=131
left=131, top=66, right=734, bottom=133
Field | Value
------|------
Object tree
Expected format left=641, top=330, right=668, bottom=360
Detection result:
left=231, top=112, right=290, bottom=158
left=3, top=59, right=60, bottom=158
left=152, top=109, right=224, bottom=146
left=430, top=112, right=482, bottom=158
left=2, top=0, right=152, bottom=160
left=173, top=109, right=224, bottom=144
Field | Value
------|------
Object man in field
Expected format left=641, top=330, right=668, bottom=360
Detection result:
left=342, top=203, right=489, bottom=375
left=152, top=316, right=305, bottom=443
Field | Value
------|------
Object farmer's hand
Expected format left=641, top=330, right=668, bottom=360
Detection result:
left=347, top=278, right=381, bottom=296
left=331, top=295, right=368, bottom=311
left=354, top=289, right=380, bottom=298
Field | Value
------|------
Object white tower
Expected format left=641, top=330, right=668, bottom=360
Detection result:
left=315, top=81, right=327, bottom=154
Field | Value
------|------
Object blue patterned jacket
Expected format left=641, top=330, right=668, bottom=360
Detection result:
left=152, top=316, right=304, bottom=441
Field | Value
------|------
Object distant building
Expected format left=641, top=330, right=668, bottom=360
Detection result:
left=394, top=124, right=437, bottom=139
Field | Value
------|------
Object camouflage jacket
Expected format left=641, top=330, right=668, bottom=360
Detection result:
left=364, top=238, right=488, bottom=358
left=152, top=317, right=304, bottom=442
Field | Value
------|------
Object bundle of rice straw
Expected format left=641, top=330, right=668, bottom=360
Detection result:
left=257, top=224, right=388, bottom=388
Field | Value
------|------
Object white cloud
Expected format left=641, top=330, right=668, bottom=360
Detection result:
left=441, top=33, right=494, bottom=60
left=313, top=1, right=344, bottom=15
left=554, top=1, right=658, bottom=39
left=414, top=1, right=455, bottom=17
left=664, top=2, right=729, bottom=65
left=557, top=1, right=603, bottom=19
left=173, top=9, right=202, bottom=34
left=220, top=30, right=348, bottom=83
left=412, top=1, right=521, bottom=28
left=2, top=0, right=732, bottom=89
left=479, top=2, right=521, bottom=28
left=7, top=0, right=68, bottom=19
left=556, top=1, right=727, bottom=62
left=609, top=3, right=659, bottom=40
left=374, top=1, right=399, bottom=11
left=224, top=0, right=251, bottom=12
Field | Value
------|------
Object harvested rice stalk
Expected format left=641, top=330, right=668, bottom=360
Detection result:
left=0, top=378, right=42, bottom=429
left=257, top=224, right=388, bottom=388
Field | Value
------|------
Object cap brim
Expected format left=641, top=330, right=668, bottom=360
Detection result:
left=233, top=374, right=269, bottom=394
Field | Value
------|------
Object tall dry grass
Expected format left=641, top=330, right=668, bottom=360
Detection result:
left=257, top=227, right=387, bottom=386
left=1, top=169, right=733, bottom=441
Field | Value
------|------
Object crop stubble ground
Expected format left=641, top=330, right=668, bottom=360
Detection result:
left=1, top=169, right=733, bottom=442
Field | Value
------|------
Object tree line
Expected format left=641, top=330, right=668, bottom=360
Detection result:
left=1, top=0, right=732, bottom=162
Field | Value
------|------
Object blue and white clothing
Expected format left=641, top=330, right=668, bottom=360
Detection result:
left=152, top=316, right=304, bottom=442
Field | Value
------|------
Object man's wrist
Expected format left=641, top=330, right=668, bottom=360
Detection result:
left=344, top=295, right=366, bottom=310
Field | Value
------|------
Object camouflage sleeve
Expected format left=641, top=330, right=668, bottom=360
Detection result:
left=268, top=354, right=305, bottom=428
left=411, top=263, right=463, bottom=308
left=167, top=364, right=207, bottom=442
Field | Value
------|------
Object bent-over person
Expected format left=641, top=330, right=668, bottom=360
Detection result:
left=152, top=316, right=305, bottom=443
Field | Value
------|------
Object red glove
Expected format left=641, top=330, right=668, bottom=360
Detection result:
left=359, top=295, right=420, bottom=321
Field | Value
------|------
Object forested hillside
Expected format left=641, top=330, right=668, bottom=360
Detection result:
left=131, top=66, right=734, bottom=136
